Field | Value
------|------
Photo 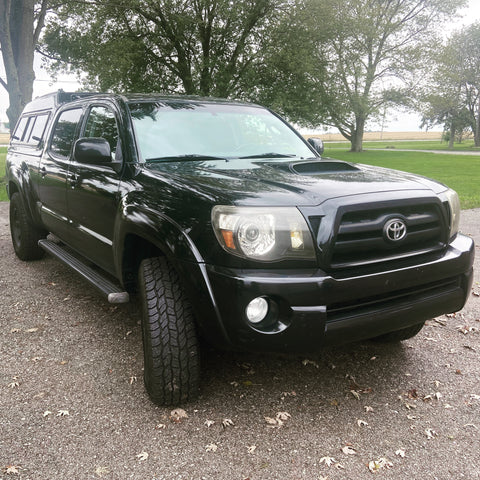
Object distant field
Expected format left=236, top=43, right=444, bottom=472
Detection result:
left=325, top=139, right=480, bottom=152
left=0, top=147, right=6, bottom=202
left=326, top=149, right=480, bottom=209
left=307, top=130, right=444, bottom=142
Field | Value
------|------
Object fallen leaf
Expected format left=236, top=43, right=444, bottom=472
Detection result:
left=95, top=466, right=110, bottom=477
left=57, top=410, right=69, bottom=416
left=247, top=445, right=257, bottom=454
left=319, top=456, right=337, bottom=467
left=129, top=376, right=137, bottom=385
left=43, top=410, right=53, bottom=417
left=276, top=411, right=291, bottom=421
left=155, top=423, right=166, bottom=430
left=350, top=390, right=361, bottom=400
left=302, top=359, right=319, bottom=368
left=368, top=458, right=393, bottom=473
left=265, top=416, right=277, bottom=425
left=222, top=418, right=234, bottom=428
left=205, top=443, right=218, bottom=452
left=341, top=445, right=357, bottom=455
left=4, top=465, right=20, bottom=475
left=10, top=328, right=20, bottom=333
left=204, top=420, right=215, bottom=428
left=395, top=449, right=406, bottom=458
left=136, top=452, right=148, bottom=461
left=456, top=325, right=477, bottom=334
left=357, top=419, right=368, bottom=427
left=25, top=328, right=39, bottom=333
left=463, top=423, right=478, bottom=429
left=8, top=381, right=19, bottom=389
left=364, top=406, right=374, bottom=413
left=170, top=408, right=188, bottom=422
left=425, top=428, right=437, bottom=440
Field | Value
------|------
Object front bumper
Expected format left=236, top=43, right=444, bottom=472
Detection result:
left=184, top=233, right=474, bottom=353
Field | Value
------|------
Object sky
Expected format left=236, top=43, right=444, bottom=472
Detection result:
left=1, top=0, right=480, bottom=131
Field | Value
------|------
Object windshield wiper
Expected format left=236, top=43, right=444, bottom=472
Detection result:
left=146, top=154, right=226, bottom=162
left=238, top=152, right=297, bottom=159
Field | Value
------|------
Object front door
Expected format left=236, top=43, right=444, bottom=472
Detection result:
left=66, top=104, right=122, bottom=274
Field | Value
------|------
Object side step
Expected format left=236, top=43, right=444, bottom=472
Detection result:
left=38, top=239, right=129, bottom=304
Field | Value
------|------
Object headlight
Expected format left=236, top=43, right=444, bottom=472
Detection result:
left=443, top=188, right=460, bottom=239
left=211, top=206, right=316, bottom=261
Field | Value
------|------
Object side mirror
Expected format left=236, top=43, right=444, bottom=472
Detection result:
left=307, top=137, right=324, bottom=156
left=74, top=137, right=112, bottom=164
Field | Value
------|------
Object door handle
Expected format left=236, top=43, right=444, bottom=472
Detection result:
left=68, top=173, right=78, bottom=187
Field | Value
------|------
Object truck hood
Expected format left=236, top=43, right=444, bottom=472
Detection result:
left=146, top=157, right=447, bottom=206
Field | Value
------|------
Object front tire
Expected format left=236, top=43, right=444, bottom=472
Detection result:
left=372, top=321, right=425, bottom=342
left=138, top=257, right=200, bottom=405
left=9, top=192, right=46, bottom=261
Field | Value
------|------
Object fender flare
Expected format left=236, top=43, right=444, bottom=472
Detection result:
left=114, top=203, right=232, bottom=347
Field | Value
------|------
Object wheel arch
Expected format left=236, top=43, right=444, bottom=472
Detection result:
left=115, top=207, right=231, bottom=348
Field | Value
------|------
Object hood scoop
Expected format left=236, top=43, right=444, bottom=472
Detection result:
left=289, top=160, right=360, bottom=175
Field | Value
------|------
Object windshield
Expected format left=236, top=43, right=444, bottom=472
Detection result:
left=128, top=101, right=314, bottom=162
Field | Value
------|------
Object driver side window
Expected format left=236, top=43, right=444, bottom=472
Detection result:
left=83, top=106, right=119, bottom=158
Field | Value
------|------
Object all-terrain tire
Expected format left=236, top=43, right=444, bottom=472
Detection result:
left=372, top=321, right=425, bottom=343
left=9, top=192, right=46, bottom=261
left=138, top=256, right=200, bottom=405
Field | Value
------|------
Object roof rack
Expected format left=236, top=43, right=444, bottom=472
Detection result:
left=22, top=89, right=101, bottom=113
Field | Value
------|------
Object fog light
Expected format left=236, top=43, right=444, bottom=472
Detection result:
left=246, top=297, right=269, bottom=324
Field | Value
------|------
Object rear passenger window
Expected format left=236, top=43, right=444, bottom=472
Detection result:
left=28, top=114, right=49, bottom=145
left=11, top=116, right=29, bottom=142
left=11, top=114, right=50, bottom=146
left=50, top=108, right=83, bottom=158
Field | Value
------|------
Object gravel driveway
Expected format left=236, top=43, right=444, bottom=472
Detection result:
left=1, top=201, right=479, bottom=480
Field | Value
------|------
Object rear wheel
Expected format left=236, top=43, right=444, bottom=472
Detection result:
left=9, top=192, right=46, bottom=261
left=372, top=321, right=425, bottom=343
left=138, top=256, right=200, bottom=405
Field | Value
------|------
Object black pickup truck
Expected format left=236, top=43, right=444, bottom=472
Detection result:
left=5, top=91, right=474, bottom=405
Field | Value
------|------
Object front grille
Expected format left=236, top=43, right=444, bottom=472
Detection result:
left=314, top=202, right=448, bottom=270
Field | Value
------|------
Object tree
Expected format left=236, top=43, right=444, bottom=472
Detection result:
left=0, top=0, right=48, bottom=132
left=421, top=22, right=480, bottom=147
left=309, top=0, right=466, bottom=152
left=42, top=0, right=297, bottom=99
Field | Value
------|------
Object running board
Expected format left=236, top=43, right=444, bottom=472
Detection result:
left=38, top=239, right=129, bottom=304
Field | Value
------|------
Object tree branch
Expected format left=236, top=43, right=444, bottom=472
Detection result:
left=0, top=76, right=8, bottom=91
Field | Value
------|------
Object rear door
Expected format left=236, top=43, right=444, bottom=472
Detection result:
left=66, top=103, right=122, bottom=274
left=37, top=107, right=83, bottom=241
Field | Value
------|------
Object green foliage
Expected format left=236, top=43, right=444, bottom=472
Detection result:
left=325, top=148, right=480, bottom=209
left=420, top=22, right=480, bottom=147
left=43, top=0, right=297, bottom=99
left=309, top=0, right=466, bottom=151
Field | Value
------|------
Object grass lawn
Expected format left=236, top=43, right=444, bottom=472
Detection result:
left=325, top=148, right=480, bottom=209
left=0, top=147, right=7, bottom=202
left=325, top=139, right=480, bottom=152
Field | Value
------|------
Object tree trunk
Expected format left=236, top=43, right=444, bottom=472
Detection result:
left=448, top=123, right=455, bottom=150
left=0, top=0, right=40, bottom=132
left=475, top=97, right=480, bottom=147
left=350, top=115, right=365, bottom=152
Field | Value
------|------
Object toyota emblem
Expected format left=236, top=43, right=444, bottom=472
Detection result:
left=384, top=218, right=407, bottom=242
